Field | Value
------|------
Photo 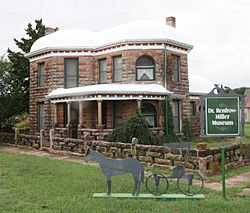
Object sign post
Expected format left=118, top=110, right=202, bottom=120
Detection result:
left=221, top=137, right=226, bottom=198
left=200, top=86, right=245, bottom=199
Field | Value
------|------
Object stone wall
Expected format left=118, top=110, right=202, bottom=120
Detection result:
left=0, top=132, right=40, bottom=148
left=0, top=133, right=15, bottom=145
left=1, top=130, right=250, bottom=176
left=51, top=132, right=250, bottom=176
left=18, top=134, right=40, bottom=149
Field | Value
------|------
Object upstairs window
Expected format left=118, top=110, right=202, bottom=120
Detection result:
left=38, top=63, right=45, bottom=87
left=136, top=55, right=155, bottom=81
left=64, top=58, right=78, bottom=88
left=173, top=55, right=181, bottom=83
left=141, top=103, right=157, bottom=127
left=113, top=56, right=122, bottom=82
left=99, top=59, right=107, bottom=84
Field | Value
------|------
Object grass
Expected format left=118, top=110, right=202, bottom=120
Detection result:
left=0, top=150, right=250, bottom=213
left=192, top=123, right=250, bottom=149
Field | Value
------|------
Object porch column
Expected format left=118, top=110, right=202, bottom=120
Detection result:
left=158, top=100, right=163, bottom=127
left=137, top=99, right=142, bottom=113
left=67, top=102, right=71, bottom=127
left=78, top=101, right=83, bottom=128
left=53, top=103, right=57, bottom=127
left=97, top=100, right=103, bottom=129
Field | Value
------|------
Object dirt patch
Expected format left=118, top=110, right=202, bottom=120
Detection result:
left=0, top=144, right=86, bottom=164
left=241, top=188, right=250, bottom=196
left=203, top=172, right=250, bottom=191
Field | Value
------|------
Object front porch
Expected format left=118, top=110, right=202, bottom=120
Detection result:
left=47, top=83, right=171, bottom=140
left=51, top=99, right=165, bottom=140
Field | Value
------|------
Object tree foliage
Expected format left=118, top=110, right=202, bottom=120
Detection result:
left=7, top=19, right=45, bottom=110
left=0, top=19, right=45, bottom=131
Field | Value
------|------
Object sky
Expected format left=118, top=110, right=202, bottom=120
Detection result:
left=1, top=0, right=250, bottom=88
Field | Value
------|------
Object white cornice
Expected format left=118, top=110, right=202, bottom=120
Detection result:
left=26, top=39, right=193, bottom=62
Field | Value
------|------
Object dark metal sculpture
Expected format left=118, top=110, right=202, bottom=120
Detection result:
left=146, top=142, right=204, bottom=196
left=85, top=148, right=144, bottom=196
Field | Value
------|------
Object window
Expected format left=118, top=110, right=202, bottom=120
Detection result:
left=113, top=102, right=123, bottom=128
left=38, top=63, right=45, bottom=87
left=173, top=55, right=180, bottom=83
left=141, top=103, right=157, bottom=127
left=64, top=58, right=78, bottom=88
left=37, top=103, right=44, bottom=132
left=190, top=102, right=196, bottom=116
left=172, top=100, right=181, bottom=133
left=99, top=59, right=107, bottom=83
left=113, top=56, right=122, bottom=82
left=63, top=103, right=68, bottom=128
left=136, top=55, right=155, bottom=81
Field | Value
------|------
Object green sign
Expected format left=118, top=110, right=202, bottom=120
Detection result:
left=205, top=97, right=240, bottom=136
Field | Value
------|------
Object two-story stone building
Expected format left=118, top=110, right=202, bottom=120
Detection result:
left=26, top=17, right=194, bottom=147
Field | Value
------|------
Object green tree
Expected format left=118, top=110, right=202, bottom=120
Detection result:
left=0, top=56, right=29, bottom=131
left=0, top=56, right=11, bottom=96
left=7, top=19, right=46, bottom=112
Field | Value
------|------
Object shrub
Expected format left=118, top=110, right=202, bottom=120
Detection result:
left=105, top=110, right=180, bottom=145
left=105, top=111, right=154, bottom=144
left=0, top=113, right=30, bottom=132
left=182, top=117, right=192, bottom=141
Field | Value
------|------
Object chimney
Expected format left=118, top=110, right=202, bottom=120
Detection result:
left=45, top=27, right=58, bottom=36
left=166, top=16, right=176, bottom=28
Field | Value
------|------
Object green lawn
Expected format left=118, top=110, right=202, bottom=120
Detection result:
left=0, top=151, right=250, bottom=213
left=245, top=123, right=250, bottom=138
left=192, top=123, right=250, bottom=148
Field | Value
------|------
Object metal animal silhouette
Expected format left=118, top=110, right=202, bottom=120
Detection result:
left=85, top=148, right=144, bottom=196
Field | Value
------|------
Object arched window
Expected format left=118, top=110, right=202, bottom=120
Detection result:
left=136, top=55, right=155, bottom=81
left=141, top=103, right=157, bottom=127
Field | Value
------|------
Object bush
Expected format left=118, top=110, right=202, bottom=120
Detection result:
left=182, top=117, right=192, bottom=141
left=105, top=111, right=180, bottom=145
left=105, top=111, right=154, bottom=144
left=0, top=113, right=30, bottom=132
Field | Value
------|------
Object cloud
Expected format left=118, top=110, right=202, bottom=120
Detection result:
left=1, top=0, right=250, bottom=87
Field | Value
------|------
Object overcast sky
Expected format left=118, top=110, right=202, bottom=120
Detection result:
left=1, top=0, right=250, bottom=88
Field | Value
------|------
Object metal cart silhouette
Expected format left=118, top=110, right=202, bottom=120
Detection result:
left=146, top=142, right=204, bottom=196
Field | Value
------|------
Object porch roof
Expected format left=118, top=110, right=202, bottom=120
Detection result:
left=47, top=83, right=171, bottom=103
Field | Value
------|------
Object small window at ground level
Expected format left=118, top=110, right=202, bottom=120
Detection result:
left=190, top=102, right=197, bottom=116
left=172, top=100, right=181, bottom=133
left=136, top=55, right=155, bottom=81
left=37, top=103, right=44, bottom=132
left=141, top=103, right=157, bottom=127
left=113, top=102, right=123, bottom=128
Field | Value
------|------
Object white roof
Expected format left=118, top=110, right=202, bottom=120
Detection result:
left=189, top=74, right=214, bottom=95
left=47, top=83, right=171, bottom=99
left=31, top=20, right=191, bottom=52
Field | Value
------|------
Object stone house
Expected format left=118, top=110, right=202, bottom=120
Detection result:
left=26, top=17, right=194, bottom=147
